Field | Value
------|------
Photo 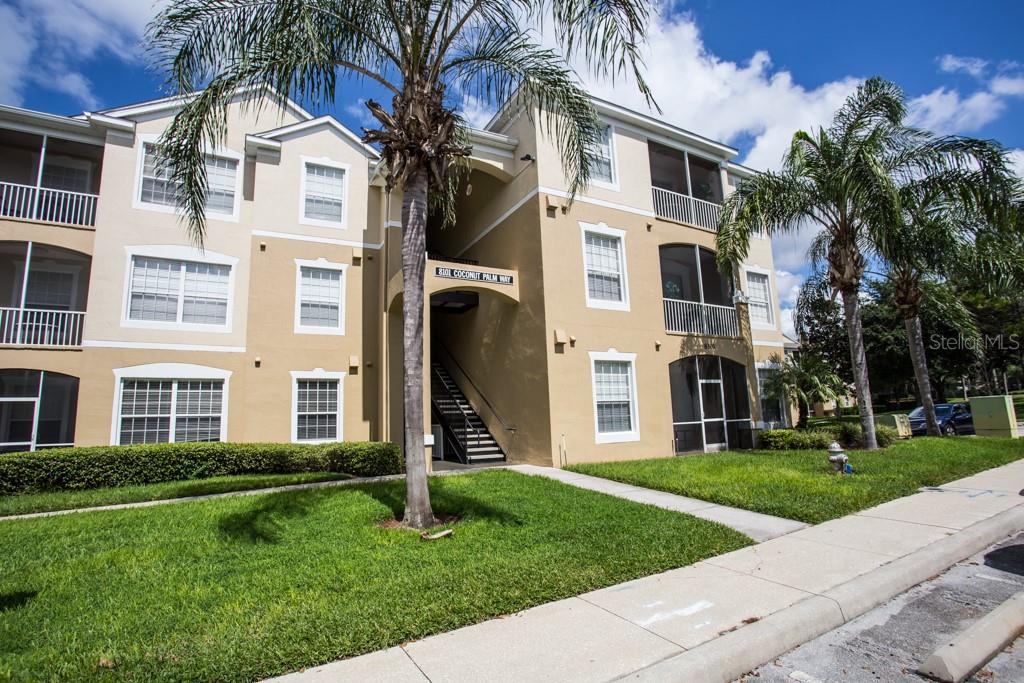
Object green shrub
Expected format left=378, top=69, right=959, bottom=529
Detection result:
left=0, top=441, right=403, bottom=495
left=757, top=429, right=835, bottom=450
left=758, top=424, right=899, bottom=451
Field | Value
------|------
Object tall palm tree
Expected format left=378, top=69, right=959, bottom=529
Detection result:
left=762, top=352, right=845, bottom=430
left=717, top=77, right=994, bottom=449
left=146, top=0, right=654, bottom=528
left=878, top=165, right=1018, bottom=435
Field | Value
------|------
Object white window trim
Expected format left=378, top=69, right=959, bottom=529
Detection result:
left=294, top=257, right=348, bottom=336
left=120, top=244, right=239, bottom=333
left=299, top=155, right=351, bottom=229
left=132, top=133, right=244, bottom=223
left=290, top=369, right=346, bottom=444
left=110, top=363, right=232, bottom=445
left=579, top=222, right=630, bottom=312
left=589, top=349, right=640, bottom=444
left=742, top=264, right=777, bottom=330
left=588, top=121, right=620, bottom=192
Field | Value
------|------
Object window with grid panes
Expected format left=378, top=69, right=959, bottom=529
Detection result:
left=118, top=379, right=224, bottom=444
left=303, top=163, right=345, bottom=223
left=584, top=231, right=625, bottom=303
left=594, top=360, right=634, bottom=433
left=746, top=271, right=773, bottom=325
left=140, top=143, right=237, bottom=215
left=588, top=125, right=614, bottom=184
left=298, top=266, right=342, bottom=329
left=127, top=256, right=230, bottom=325
left=295, top=379, right=339, bottom=441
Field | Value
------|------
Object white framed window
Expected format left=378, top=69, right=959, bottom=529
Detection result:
left=290, top=369, right=346, bottom=443
left=745, top=268, right=774, bottom=327
left=756, top=364, right=788, bottom=428
left=294, top=258, right=347, bottom=335
left=111, top=363, right=231, bottom=445
left=589, top=350, right=640, bottom=444
left=134, top=134, right=242, bottom=221
left=121, top=246, right=238, bottom=332
left=300, top=156, right=349, bottom=228
left=580, top=222, right=629, bottom=311
left=587, top=123, right=618, bottom=189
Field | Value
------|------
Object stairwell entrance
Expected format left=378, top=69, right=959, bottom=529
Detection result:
left=428, top=287, right=513, bottom=465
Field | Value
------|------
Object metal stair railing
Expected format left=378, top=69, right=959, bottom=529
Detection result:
left=431, top=365, right=488, bottom=462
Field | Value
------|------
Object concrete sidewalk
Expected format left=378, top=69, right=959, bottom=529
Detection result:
left=507, top=464, right=807, bottom=542
left=266, top=458, right=1024, bottom=683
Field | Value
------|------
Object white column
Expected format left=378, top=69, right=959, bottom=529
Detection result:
left=31, top=135, right=48, bottom=220
left=17, top=241, right=32, bottom=345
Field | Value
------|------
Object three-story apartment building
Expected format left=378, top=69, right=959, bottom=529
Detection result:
left=0, top=89, right=789, bottom=466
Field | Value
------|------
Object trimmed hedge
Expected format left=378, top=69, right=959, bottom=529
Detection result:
left=0, top=441, right=403, bottom=496
left=758, top=424, right=899, bottom=451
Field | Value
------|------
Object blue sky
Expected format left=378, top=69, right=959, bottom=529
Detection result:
left=2, top=0, right=1022, bottom=335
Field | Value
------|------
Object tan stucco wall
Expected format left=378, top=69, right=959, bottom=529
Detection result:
left=1, top=92, right=790, bottom=464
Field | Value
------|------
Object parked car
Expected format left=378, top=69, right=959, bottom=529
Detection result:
left=908, top=403, right=974, bottom=436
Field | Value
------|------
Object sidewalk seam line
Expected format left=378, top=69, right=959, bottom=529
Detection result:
left=576, top=594, right=690, bottom=651
left=399, top=645, right=433, bottom=682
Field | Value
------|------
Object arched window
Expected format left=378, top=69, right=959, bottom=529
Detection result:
left=668, top=356, right=751, bottom=453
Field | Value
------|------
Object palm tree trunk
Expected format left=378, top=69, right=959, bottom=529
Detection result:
left=841, top=289, right=878, bottom=449
left=798, top=399, right=809, bottom=429
left=400, top=167, right=434, bottom=529
left=904, top=315, right=941, bottom=436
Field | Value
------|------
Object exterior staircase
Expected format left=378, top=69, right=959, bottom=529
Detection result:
left=431, top=362, right=505, bottom=464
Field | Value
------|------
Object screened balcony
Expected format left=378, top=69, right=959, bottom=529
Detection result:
left=660, top=244, right=739, bottom=337
left=0, top=129, right=102, bottom=227
left=0, top=241, right=89, bottom=348
left=649, top=141, right=723, bottom=231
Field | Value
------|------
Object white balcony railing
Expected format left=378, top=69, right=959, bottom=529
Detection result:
left=663, top=298, right=739, bottom=337
left=0, top=181, right=98, bottom=227
left=0, top=308, right=85, bottom=347
left=652, top=186, right=722, bottom=232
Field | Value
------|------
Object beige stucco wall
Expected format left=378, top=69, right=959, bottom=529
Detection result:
left=1, top=92, right=791, bottom=464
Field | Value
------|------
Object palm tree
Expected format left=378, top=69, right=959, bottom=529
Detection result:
left=717, top=77, right=995, bottom=449
left=878, top=166, right=1018, bottom=435
left=762, top=352, right=845, bottom=430
left=146, top=0, right=654, bottom=528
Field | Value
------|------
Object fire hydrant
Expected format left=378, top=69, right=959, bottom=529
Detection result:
left=828, top=442, right=848, bottom=474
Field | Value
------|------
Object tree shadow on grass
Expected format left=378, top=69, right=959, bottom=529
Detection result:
left=0, top=590, right=37, bottom=612
left=217, top=489, right=332, bottom=544
left=359, top=480, right=523, bottom=527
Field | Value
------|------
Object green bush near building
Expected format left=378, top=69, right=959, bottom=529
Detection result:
left=758, top=423, right=899, bottom=450
left=0, top=441, right=402, bottom=496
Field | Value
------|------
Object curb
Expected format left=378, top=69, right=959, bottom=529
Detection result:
left=918, top=591, right=1024, bottom=682
left=617, top=505, right=1024, bottom=682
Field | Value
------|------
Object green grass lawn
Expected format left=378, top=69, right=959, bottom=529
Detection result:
left=0, top=470, right=749, bottom=682
left=567, top=437, right=1024, bottom=525
left=0, top=472, right=353, bottom=517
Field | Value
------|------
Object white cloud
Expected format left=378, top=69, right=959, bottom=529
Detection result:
left=990, top=76, right=1024, bottom=96
left=0, top=0, right=158, bottom=109
left=937, top=54, right=988, bottom=78
left=774, top=270, right=803, bottom=308
left=778, top=306, right=797, bottom=340
left=1009, top=149, right=1024, bottom=179
left=908, top=88, right=1004, bottom=133
left=570, top=14, right=860, bottom=171
left=0, top=5, right=37, bottom=106
left=458, top=94, right=496, bottom=129
left=344, top=99, right=377, bottom=129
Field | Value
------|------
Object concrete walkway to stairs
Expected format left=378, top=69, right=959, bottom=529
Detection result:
left=507, top=464, right=807, bottom=542
left=266, top=457, right=1024, bottom=683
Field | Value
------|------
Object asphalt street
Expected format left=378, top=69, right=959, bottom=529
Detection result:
left=739, top=532, right=1024, bottom=683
